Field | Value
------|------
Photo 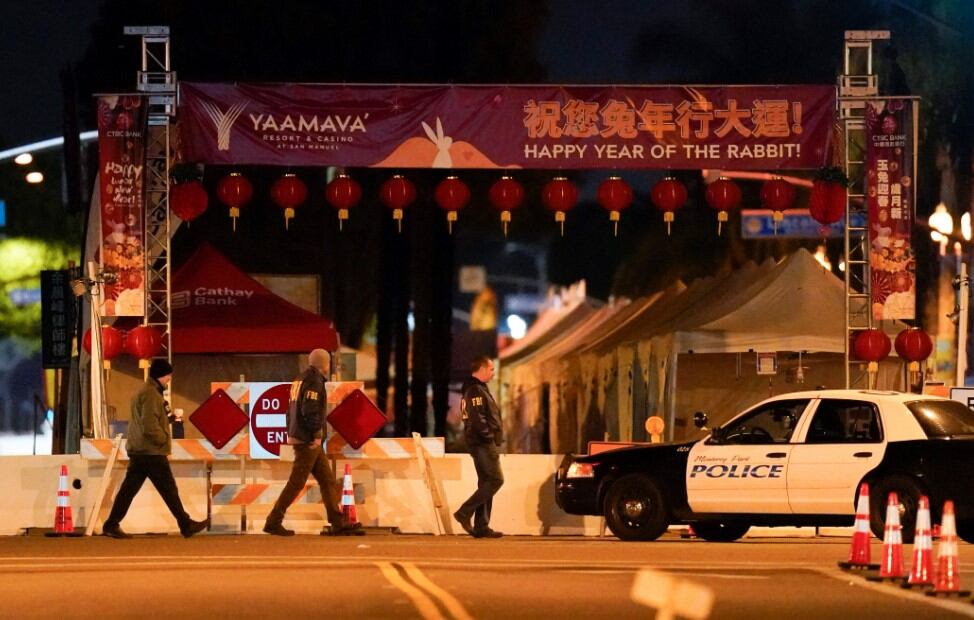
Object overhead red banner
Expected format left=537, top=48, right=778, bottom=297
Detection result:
left=97, top=95, right=148, bottom=317
left=866, top=98, right=918, bottom=321
left=178, top=83, right=835, bottom=170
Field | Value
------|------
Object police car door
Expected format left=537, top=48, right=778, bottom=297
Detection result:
left=687, top=399, right=810, bottom=514
left=787, top=398, right=885, bottom=514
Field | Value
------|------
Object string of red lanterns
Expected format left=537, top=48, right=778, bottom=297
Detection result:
left=201, top=171, right=835, bottom=238
left=83, top=325, right=165, bottom=370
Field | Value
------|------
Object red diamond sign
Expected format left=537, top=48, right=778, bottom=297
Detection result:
left=326, top=389, right=386, bottom=449
left=189, top=388, right=249, bottom=449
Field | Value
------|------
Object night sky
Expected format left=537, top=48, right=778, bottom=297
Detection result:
left=0, top=0, right=686, bottom=148
left=0, top=1, right=101, bottom=147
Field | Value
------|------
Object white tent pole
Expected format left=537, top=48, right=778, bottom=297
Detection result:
left=956, top=262, right=969, bottom=387
left=87, top=261, right=108, bottom=439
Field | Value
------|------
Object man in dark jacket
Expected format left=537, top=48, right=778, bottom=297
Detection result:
left=454, top=356, right=504, bottom=538
left=263, top=348, right=364, bottom=536
left=102, top=359, right=208, bottom=539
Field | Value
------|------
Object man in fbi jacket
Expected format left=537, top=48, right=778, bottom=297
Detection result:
left=454, top=356, right=504, bottom=538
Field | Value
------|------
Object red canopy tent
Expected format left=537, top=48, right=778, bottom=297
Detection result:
left=171, top=243, right=338, bottom=353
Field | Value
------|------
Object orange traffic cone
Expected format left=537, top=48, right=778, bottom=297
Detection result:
left=868, top=492, right=905, bottom=581
left=902, top=495, right=934, bottom=589
left=341, top=464, right=357, bottom=525
left=839, top=482, right=878, bottom=570
left=45, top=464, right=82, bottom=537
left=927, top=500, right=971, bottom=597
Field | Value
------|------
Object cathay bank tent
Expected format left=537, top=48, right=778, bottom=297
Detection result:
left=171, top=243, right=339, bottom=353
left=104, top=243, right=341, bottom=436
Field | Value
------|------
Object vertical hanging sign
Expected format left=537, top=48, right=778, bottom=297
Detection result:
left=41, top=270, right=74, bottom=369
left=96, top=95, right=148, bottom=317
left=865, top=98, right=917, bottom=321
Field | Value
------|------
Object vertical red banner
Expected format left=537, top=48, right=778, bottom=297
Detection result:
left=866, top=99, right=917, bottom=321
left=97, top=95, right=147, bottom=317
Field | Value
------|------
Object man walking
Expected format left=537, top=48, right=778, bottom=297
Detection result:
left=102, top=359, right=208, bottom=539
left=454, top=356, right=504, bottom=538
left=264, top=348, right=364, bottom=536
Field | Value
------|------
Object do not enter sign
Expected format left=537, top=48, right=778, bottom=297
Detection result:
left=249, top=382, right=291, bottom=459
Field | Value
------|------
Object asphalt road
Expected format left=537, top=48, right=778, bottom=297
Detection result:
left=2, top=531, right=974, bottom=619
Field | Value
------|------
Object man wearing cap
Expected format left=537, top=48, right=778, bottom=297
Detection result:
left=264, top=348, right=364, bottom=536
left=101, top=359, right=209, bottom=539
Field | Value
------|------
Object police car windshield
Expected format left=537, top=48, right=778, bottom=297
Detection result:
left=906, top=400, right=974, bottom=437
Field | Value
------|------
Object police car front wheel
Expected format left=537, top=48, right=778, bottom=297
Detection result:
left=604, top=474, right=669, bottom=541
left=692, top=521, right=750, bottom=542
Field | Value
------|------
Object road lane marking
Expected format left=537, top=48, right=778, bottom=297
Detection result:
left=400, top=562, right=474, bottom=620
left=630, top=568, right=714, bottom=620
left=375, top=561, right=447, bottom=620
left=813, top=567, right=974, bottom=618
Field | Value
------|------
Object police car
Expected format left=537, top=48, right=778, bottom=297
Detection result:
left=555, top=390, right=974, bottom=542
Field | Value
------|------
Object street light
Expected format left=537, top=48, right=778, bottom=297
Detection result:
left=962, top=212, right=971, bottom=242
left=25, top=171, right=43, bottom=184
left=13, top=153, right=32, bottom=165
left=929, top=203, right=954, bottom=255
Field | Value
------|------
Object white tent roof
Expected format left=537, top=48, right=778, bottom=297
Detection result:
left=586, top=262, right=776, bottom=355
left=499, top=284, right=596, bottom=363
left=576, top=282, right=685, bottom=354
left=674, top=248, right=848, bottom=354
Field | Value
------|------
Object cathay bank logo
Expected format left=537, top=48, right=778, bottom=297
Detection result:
left=199, top=101, right=248, bottom=151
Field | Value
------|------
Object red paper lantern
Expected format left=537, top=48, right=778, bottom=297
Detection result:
left=216, top=172, right=253, bottom=232
left=597, top=177, right=633, bottom=237
left=488, top=176, right=524, bottom=236
left=704, top=177, right=742, bottom=235
left=83, top=326, right=124, bottom=369
left=853, top=328, right=892, bottom=362
left=760, top=176, right=796, bottom=233
left=126, top=325, right=164, bottom=369
left=854, top=328, right=891, bottom=388
left=809, top=180, right=846, bottom=227
left=169, top=181, right=208, bottom=224
left=325, top=174, right=362, bottom=231
left=895, top=328, right=933, bottom=383
left=270, top=173, right=308, bottom=230
left=542, top=177, right=578, bottom=236
left=379, top=175, right=416, bottom=233
left=434, top=176, right=470, bottom=234
left=650, top=177, right=687, bottom=236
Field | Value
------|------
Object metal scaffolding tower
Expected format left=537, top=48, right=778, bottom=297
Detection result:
left=838, top=30, right=889, bottom=388
left=125, top=26, right=176, bottom=365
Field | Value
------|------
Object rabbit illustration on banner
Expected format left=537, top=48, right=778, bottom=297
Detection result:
left=374, top=116, right=512, bottom=169
left=422, top=118, right=453, bottom=168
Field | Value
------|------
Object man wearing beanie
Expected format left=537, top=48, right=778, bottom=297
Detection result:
left=101, top=358, right=208, bottom=539
left=264, top=348, right=364, bottom=536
